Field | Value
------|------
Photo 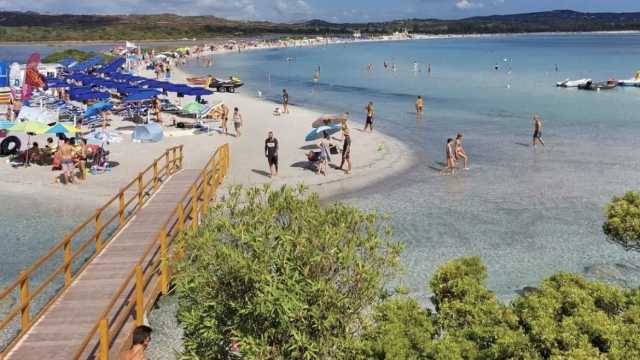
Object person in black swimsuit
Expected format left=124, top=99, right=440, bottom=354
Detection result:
left=265, top=131, right=279, bottom=177
left=339, top=133, right=352, bottom=174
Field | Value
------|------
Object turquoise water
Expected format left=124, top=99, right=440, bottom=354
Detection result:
left=186, top=34, right=640, bottom=301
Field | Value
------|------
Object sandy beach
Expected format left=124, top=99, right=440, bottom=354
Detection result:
left=0, top=67, right=414, bottom=213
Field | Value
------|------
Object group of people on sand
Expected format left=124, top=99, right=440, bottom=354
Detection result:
left=219, top=104, right=244, bottom=137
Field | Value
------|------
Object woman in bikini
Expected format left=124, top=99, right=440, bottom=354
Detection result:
left=455, top=133, right=469, bottom=170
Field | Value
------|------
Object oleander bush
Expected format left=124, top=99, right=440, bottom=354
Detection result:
left=603, top=191, right=640, bottom=250
left=175, top=186, right=640, bottom=360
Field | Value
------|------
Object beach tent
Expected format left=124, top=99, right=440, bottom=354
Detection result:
left=98, top=58, right=126, bottom=74
left=132, top=122, right=163, bottom=143
left=0, top=61, right=8, bottom=87
left=16, top=107, right=57, bottom=123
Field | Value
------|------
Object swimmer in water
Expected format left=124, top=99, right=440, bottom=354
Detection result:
left=313, top=66, right=320, bottom=82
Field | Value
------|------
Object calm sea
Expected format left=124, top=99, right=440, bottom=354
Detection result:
left=185, top=34, right=640, bottom=301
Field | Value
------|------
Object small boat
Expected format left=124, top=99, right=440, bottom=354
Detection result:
left=556, top=78, right=591, bottom=87
left=618, top=71, right=640, bottom=87
left=578, top=80, right=618, bottom=91
left=618, top=79, right=640, bottom=87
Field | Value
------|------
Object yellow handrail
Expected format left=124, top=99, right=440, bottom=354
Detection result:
left=0, top=145, right=184, bottom=354
left=70, top=144, right=229, bottom=360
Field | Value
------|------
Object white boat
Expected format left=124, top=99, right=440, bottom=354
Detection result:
left=556, top=78, right=591, bottom=87
left=618, top=79, right=640, bottom=87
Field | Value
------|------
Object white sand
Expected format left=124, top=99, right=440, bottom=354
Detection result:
left=0, top=67, right=414, bottom=208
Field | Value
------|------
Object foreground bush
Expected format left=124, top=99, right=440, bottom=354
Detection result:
left=603, top=191, right=640, bottom=250
left=174, top=185, right=403, bottom=359
left=175, top=186, right=640, bottom=360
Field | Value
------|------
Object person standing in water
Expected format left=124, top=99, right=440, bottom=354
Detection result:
left=533, top=114, right=545, bottom=147
left=427, top=63, right=432, bottom=74
left=313, top=66, right=320, bottom=82
left=440, top=138, right=457, bottom=176
left=363, top=101, right=375, bottom=133
left=416, top=96, right=425, bottom=116
left=455, top=133, right=469, bottom=170
left=282, top=89, right=289, bottom=114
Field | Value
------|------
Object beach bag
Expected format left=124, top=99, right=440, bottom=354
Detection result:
left=330, top=144, right=339, bottom=155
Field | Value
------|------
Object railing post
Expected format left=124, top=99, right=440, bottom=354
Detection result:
left=191, top=184, right=198, bottom=231
left=177, top=206, right=185, bottom=231
left=179, top=146, right=184, bottom=169
left=64, top=235, right=72, bottom=286
left=153, top=160, right=159, bottom=191
left=202, top=170, right=210, bottom=215
left=165, top=150, right=171, bottom=175
left=118, top=191, right=125, bottom=226
left=135, top=265, right=144, bottom=326
left=99, top=318, right=110, bottom=360
left=137, top=173, right=144, bottom=207
left=96, top=210, right=103, bottom=252
left=19, top=271, right=30, bottom=331
left=160, top=227, right=169, bottom=295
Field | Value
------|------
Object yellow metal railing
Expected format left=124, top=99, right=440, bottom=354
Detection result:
left=0, top=145, right=184, bottom=355
left=70, top=144, right=229, bottom=360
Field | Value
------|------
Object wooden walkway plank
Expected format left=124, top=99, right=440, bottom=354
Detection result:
left=5, top=169, right=203, bottom=360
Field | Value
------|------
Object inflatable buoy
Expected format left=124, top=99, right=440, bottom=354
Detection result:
left=0, top=135, right=21, bottom=156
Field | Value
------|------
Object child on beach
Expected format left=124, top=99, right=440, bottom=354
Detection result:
left=440, top=138, right=456, bottom=176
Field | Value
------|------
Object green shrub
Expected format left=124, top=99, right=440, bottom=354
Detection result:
left=174, top=185, right=403, bottom=360
left=603, top=191, right=640, bottom=250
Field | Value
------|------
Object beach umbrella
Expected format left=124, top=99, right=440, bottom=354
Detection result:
left=9, top=121, right=48, bottom=134
left=305, top=124, right=342, bottom=142
left=184, top=87, right=213, bottom=96
left=84, top=101, right=113, bottom=118
left=312, top=113, right=349, bottom=128
left=0, top=120, right=15, bottom=130
left=46, top=123, right=80, bottom=134
left=182, top=101, right=205, bottom=114
left=123, top=91, right=159, bottom=102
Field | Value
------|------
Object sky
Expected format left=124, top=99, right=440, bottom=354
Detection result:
left=0, top=0, right=638, bottom=22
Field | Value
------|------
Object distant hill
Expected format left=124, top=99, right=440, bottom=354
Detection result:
left=1, top=10, right=640, bottom=42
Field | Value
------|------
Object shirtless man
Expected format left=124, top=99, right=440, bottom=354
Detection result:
left=221, top=104, right=230, bottom=135
left=415, top=96, right=425, bottom=116
left=59, top=138, right=75, bottom=184
left=533, top=114, right=545, bottom=147
left=440, top=138, right=456, bottom=176
left=455, top=133, right=469, bottom=170
left=363, top=102, right=375, bottom=133
left=119, top=325, right=152, bottom=360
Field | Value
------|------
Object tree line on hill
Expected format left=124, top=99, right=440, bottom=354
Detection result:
left=1, top=10, right=640, bottom=41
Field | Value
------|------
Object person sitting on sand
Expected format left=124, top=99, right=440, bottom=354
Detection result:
left=15, top=142, right=42, bottom=165
left=455, top=133, right=469, bottom=170
left=440, top=138, right=456, bottom=176
left=273, top=107, right=281, bottom=116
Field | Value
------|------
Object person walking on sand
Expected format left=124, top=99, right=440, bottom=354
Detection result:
left=440, top=138, right=456, bottom=176
left=232, top=107, right=243, bottom=137
left=59, top=139, right=75, bottom=184
left=339, top=131, right=352, bottom=175
left=455, top=133, right=469, bottom=170
left=363, top=101, right=375, bottom=133
left=416, top=96, right=425, bottom=116
left=119, top=325, right=152, bottom=360
left=265, top=131, right=279, bottom=177
left=533, top=114, right=545, bottom=147
left=221, top=104, right=230, bottom=135
left=282, top=89, right=290, bottom=114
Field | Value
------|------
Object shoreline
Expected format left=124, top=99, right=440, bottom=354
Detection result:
left=1, top=30, right=639, bottom=47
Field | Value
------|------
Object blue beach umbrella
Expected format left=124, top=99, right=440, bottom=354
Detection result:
left=124, top=91, right=159, bottom=102
left=305, top=124, right=342, bottom=142
left=84, top=101, right=113, bottom=118
left=46, top=123, right=80, bottom=134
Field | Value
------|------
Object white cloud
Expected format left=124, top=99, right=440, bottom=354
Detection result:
left=455, top=0, right=484, bottom=10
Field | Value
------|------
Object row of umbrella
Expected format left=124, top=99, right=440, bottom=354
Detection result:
left=0, top=120, right=79, bottom=135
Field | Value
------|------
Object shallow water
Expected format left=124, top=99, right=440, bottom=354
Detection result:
left=185, top=34, right=640, bottom=302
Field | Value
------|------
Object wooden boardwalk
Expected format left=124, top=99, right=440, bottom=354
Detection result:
left=4, top=169, right=203, bottom=360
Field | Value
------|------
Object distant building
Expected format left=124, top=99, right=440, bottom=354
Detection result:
left=353, top=30, right=362, bottom=39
